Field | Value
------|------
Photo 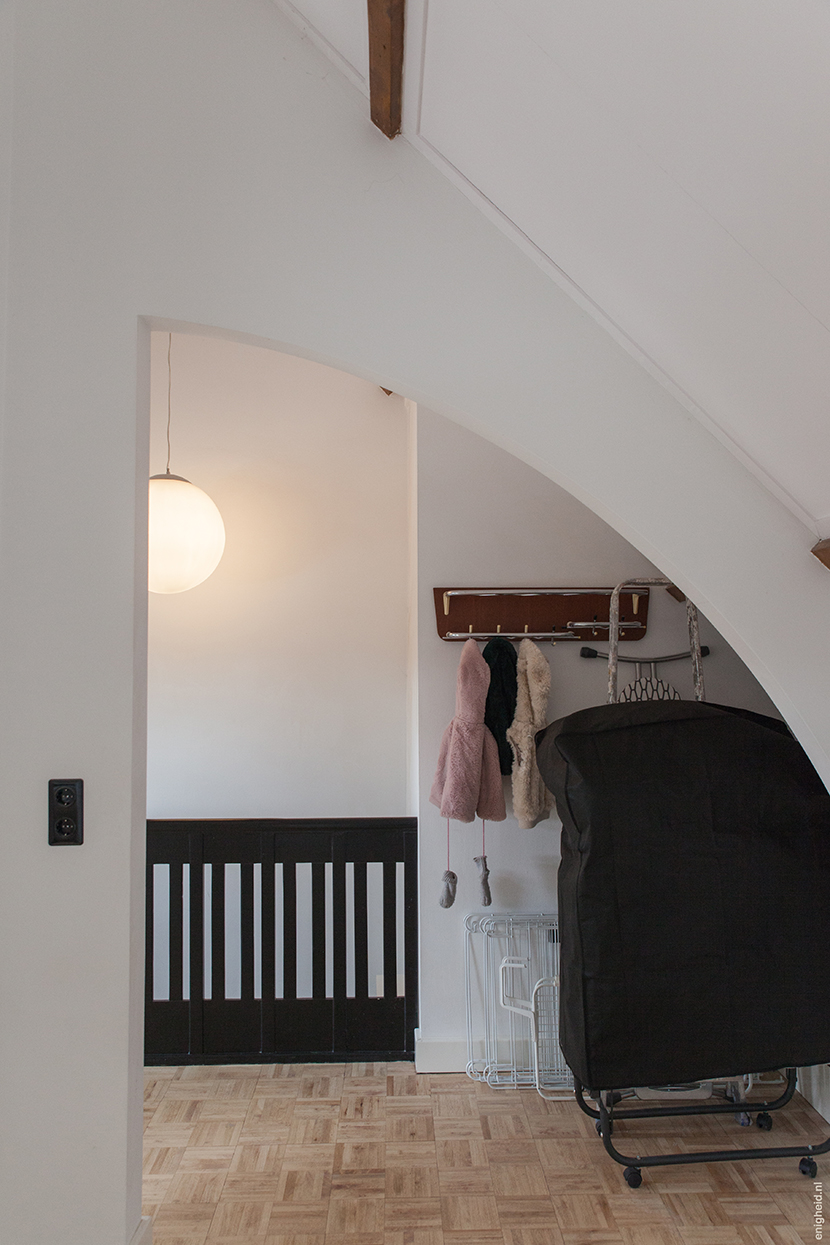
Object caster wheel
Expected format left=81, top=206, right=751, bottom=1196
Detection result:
left=799, top=1157, right=818, bottom=1179
left=756, top=1112, right=773, bottom=1132
left=596, top=1119, right=613, bottom=1137
left=737, top=1111, right=752, bottom=1127
left=623, top=1166, right=642, bottom=1189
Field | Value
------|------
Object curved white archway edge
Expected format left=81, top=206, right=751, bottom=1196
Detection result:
left=2, top=4, right=829, bottom=1242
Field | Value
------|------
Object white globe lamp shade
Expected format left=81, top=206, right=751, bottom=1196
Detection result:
left=148, top=473, right=226, bottom=594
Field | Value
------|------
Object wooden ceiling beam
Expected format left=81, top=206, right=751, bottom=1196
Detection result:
left=367, top=0, right=404, bottom=139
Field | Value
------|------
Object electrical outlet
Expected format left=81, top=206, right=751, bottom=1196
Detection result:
left=48, top=779, right=83, bottom=845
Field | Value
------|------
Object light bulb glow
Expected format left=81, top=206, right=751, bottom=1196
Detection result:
left=148, top=475, right=226, bottom=593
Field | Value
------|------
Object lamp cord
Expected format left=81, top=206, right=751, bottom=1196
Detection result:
left=166, top=333, right=172, bottom=475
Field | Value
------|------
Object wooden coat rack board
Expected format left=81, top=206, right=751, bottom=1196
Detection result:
left=434, top=587, right=650, bottom=642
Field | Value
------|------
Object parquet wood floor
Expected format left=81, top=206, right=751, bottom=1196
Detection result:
left=144, top=1064, right=828, bottom=1245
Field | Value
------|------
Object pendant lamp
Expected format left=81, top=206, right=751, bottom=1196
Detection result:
left=148, top=335, right=226, bottom=594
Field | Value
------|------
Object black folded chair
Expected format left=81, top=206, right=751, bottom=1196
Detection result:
left=536, top=699, right=830, bottom=1187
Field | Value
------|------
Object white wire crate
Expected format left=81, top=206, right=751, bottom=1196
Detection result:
left=464, top=912, right=573, bottom=1095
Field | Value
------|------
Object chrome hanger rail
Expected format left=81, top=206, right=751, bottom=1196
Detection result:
left=444, top=630, right=583, bottom=641
left=580, top=646, right=710, bottom=665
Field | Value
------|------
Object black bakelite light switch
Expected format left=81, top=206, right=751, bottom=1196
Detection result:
left=48, top=779, right=83, bottom=845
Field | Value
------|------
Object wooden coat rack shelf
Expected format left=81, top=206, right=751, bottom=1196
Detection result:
left=433, top=587, right=650, bottom=642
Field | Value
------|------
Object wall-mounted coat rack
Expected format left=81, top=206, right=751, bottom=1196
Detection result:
left=433, top=587, right=650, bottom=642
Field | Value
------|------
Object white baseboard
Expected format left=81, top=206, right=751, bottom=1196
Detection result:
left=414, top=1037, right=469, bottom=1074
left=128, top=1215, right=153, bottom=1245
left=799, top=1065, right=830, bottom=1126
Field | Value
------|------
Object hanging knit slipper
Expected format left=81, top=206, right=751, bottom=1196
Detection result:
left=439, top=869, right=458, bottom=909
left=474, top=855, right=492, bottom=907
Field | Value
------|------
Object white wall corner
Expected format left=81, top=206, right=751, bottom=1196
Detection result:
left=414, top=1036, right=469, bottom=1074
left=405, top=398, right=420, bottom=818
left=799, top=1065, right=830, bottom=1127
left=129, top=1216, right=153, bottom=1245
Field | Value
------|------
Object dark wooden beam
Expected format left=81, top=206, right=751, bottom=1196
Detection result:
left=812, top=538, right=830, bottom=570
left=368, top=0, right=404, bottom=138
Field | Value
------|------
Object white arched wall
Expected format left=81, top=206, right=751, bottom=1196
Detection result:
left=3, top=3, right=830, bottom=1242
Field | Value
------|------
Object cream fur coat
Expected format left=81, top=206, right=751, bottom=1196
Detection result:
left=506, top=638, right=554, bottom=829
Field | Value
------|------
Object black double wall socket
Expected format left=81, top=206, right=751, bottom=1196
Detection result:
left=48, top=779, right=83, bottom=845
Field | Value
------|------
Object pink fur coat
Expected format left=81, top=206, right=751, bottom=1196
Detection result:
left=430, top=639, right=506, bottom=823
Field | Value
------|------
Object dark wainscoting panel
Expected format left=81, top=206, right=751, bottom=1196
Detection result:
left=145, top=818, right=418, bottom=1063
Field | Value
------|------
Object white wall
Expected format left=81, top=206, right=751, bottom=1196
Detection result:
left=3, top=3, right=830, bottom=1240
left=147, top=332, right=409, bottom=818
left=415, top=407, right=780, bottom=1070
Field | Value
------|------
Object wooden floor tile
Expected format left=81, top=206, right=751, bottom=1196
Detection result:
left=435, top=1139, right=488, bottom=1169
left=325, top=1194, right=385, bottom=1234
left=334, top=1140, right=385, bottom=1170
left=187, top=1122, right=243, bottom=1149
left=431, top=1094, right=478, bottom=1120
left=553, top=1194, right=617, bottom=1232
left=442, top=1231, right=504, bottom=1245
left=716, top=1195, right=791, bottom=1224
left=503, top=1229, right=566, bottom=1245
left=274, top=1169, right=331, bottom=1203
left=263, top=1235, right=324, bottom=1245
left=618, top=1228, right=684, bottom=1245
left=228, top=1144, right=283, bottom=1174
left=382, top=1230, right=444, bottom=1245
left=385, top=1141, right=438, bottom=1165
left=438, top=1167, right=493, bottom=1195
left=387, top=1074, right=430, bottom=1097
left=480, top=1111, right=533, bottom=1140
left=674, top=1230, right=743, bottom=1245
left=144, top=1145, right=186, bottom=1176
left=178, top=1149, right=236, bottom=1174
left=286, top=1116, right=337, bottom=1145
left=486, top=1139, right=539, bottom=1164
left=151, top=1202, right=217, bottom=1242
left=206, top=1199, right=273, bottom=1238
left=340, top=1093, right=386, bottom=1121
left=154, top=1100, right=203, bottom=1126
left=143, top=1175, right=176, bottom=1204
left=662, top=1191, right=732, bottom=1227
left=385, top=1164, right=441, bottom=1198
left=432, top=1119, right=484, bottom=1141
left=488, top=1160, right=550, bottom=1197
left=165, top=1172, right=228, bottom=1205
left=330, top=1172, right=386, bottom=1196
left=196, top=1100, right=252, bottom=1122
left=496, top=1196, right=559, bottom=1225
left=145, top=1066, right=829, bottom=1245
left=324, top=1236, right=385, bottom=1245
left=282, top=1143, right=335, bottom=1167
left=383, top=1197, right=443, bottom=1229
left=267, top=1206, right=329, bottom=1235
left=440, top=1193, right=501, bottom=1231
left=336, top=1122, right=387, bottom=1142
left=386, top=1113, right=435, bottom=1142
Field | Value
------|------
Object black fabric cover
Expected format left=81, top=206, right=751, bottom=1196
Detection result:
left=483, top=637, right=518, bottom=775
left=535, top=700, right=830, bottom=1091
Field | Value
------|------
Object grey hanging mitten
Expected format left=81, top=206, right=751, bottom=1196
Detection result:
left=439, top=870, right=458, bottom=909
left=474, top=855, right=492, bottom=907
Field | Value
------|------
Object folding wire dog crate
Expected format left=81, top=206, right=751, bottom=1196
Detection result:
left=464, top=912, right=573, bottom=1095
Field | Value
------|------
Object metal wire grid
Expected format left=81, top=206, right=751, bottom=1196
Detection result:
left=464, top=912, right=573, bottom=1094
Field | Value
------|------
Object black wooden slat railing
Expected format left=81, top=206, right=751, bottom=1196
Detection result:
left=145, top=817, right=418, bottom=1064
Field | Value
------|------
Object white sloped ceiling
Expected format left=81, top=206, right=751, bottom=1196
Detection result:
left=274, top=0, right=830, bottom=535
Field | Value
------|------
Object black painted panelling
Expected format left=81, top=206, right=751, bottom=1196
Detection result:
left=145, top=818, right=418, bottom=1063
